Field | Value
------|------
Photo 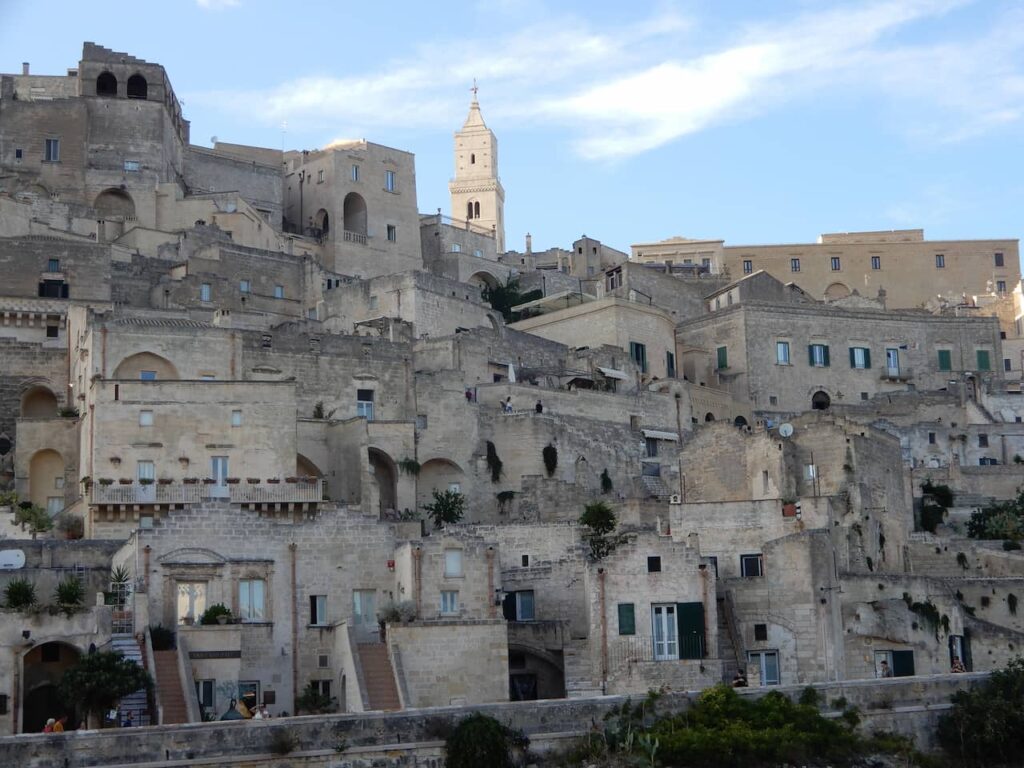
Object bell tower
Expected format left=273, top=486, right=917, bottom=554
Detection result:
left=449, top=85, right=505, bottom=253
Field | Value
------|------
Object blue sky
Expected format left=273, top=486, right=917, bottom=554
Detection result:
left=3, top=0, right=1023, bottom=255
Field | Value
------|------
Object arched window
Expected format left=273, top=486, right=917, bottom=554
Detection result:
left=96, top=72, right=117, bottom=97
left=474, top=201, right=480, bottom=218
left=470, top=153, right=475, bottom=164
left=467, top=202, right=473, bottom=219
left=811, top=391, right=831, bottom=410
left=127, top=74, right=148, bottom=100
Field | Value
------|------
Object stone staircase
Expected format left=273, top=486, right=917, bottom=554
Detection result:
left=563, top=639, right=601, bottom=698
left=356, top=644, right=401, bottom=711
left=716, top=598, right=740, bottom=683
left=110, top=634, right=151, bottom=726
left=640, top=475, right=672, bottom=500
left=153, top=649, right=189, bottom=724
left=952, top=492, right=995, bottom=509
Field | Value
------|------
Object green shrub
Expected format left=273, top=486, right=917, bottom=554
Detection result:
left=423, top=488, right=465, bottom=528
left=579, top=501, right=630, bottom=561
left=397, top=457, right=420, bottom=476
left=199, top=603, right=233, bottom=625
left=542, top=444, right=558, bottom=477
left=268, top=727, right=298, bottom=755
left=939, top=657, right=1024, bottom=765
left=922, top=480, right=954, bottom=508
left=3, top=577, right=37, bottom=609
left=600, top=468, right=613, bottom=494
left=55, top=576, right=84, bottom=609
left=445, top=713, right=521, bottom=768
left=486, top=441, right=503, bottom=483
left=920, top=503, right=946, bottom=533
left=0, top=490, right=18, bottom=507
left=55, top=511, right=84, bottom=539
left=295, top=680, right=337, bottom=714
left=149, top=624, right=175, bottom=651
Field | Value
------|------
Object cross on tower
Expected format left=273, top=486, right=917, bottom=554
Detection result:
left=470, top=78, right=479, bottom=100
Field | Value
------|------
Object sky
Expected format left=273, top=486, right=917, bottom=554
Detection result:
left=2, top=0, right=1023, bottom=255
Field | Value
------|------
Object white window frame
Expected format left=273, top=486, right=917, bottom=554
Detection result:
left=810, top=344, right=827, bottom=367
left=124, top=160, right=140, bottom=172
left=748, top=649, right=780, bottom=685
left=351, top=164, right=359, bottom=182
left=776, top=341, right=790, bottom=365
left=310, top=594, right=327, bottom=626
left=387, top=225, right=397, bottom=242
left=740, top=553, right=764, bottom=578
left=852, top=347, right=869, bottom=369
left=274, top=285, right=284, bottom=299
left=444, top=549, right=463, bottom=578
left=440, top=590, right=459, bottom=615
left=231, top=410, right=242, bottom=427
left=239, top=578, right=266, bottom=622
left=44, top=138, right=60, bottom=162
left=240, top=279, right=251, bottom=294
left=200, top=283, right=211, bottom=302
left=139, top=410, right=154, bottom=427
left=385, top=169, right=396, bottom=192
left=356, top=389, right=374, bottom=421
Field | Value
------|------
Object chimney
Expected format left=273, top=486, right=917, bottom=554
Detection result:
left=22, top=62, right=29, bottom=76
left=525, top=232, right=532, bottom=254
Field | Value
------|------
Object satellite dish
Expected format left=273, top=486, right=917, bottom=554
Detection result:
left=0, top=550, right=26, bottom=570
left=778, top=423, right=794, bottom=438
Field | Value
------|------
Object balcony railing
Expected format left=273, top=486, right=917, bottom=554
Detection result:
left=880, top=367, right=914, bottom=382
left=92, top=482, right=203, bottom=505
left=608, top=634, right=705, bottom=668
left=229, top=480, right=322, bottom=504
left=343, top=230, right=368, bottom=245
left=91, top=480, right=323, bottom=505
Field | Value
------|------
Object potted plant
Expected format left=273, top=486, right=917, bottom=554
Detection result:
left=157, top=478, right=173, bottom=485
left=118, top=478, right=133, bottom=485
left=139, top=478, right=155, bottom=486
left=267, top=478, right=281, bottom=484
left=199, top=603, right=233, bottom=626
left=782, top=497, right=799, bottom=517
left=202, top=478, right=217, bottom=485
left=246, top=477, right=260, bottom=485
left=225, top=477, right=240, bottom=485
left=285, top=477, right=298, bottom=484
left=183, top=477, right=199, bottom=485
left=79, top=476, right=92, bottom=490
left=303, top=476, right=317, bottom=484
left=98, top=478, right=114, bottom=486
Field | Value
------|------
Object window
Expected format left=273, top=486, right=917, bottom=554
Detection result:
left=977, top=349, right=991, bottom=371
left=748, top=650, right=780, bottom=685
left=200, top=283, right=211, bottom=302
left=46, top=325, right=58, bottom=338
left=928, top=432, right=936, bottom=445
left=44, top=138, right=59, bottom=162
left=351, top=164, right=359, bottom=182
left=195, top=680, right=215, bottom=713
left=830, top=257, right=841, bottom=271
left=645, top=438, right=659, bottom=458
left=935, top=254, right=945, bottom=268
left=666, top=351, right=676, bottom=378
left=356, top=389, right=374, bottom=420
left=742, top=259, right=752, bottom=274
left=310, top=595, right=327, bottom=626
left=240, top=279, right=251, bottom=294
left=273, top=285, right=284, bottom=299
left=311, top=680, right=331, bottom=699
left=808, top=344, right=830, bottom=367
left=14, top=149, right=22, bottom=160
left=473, top=249, right=482, bottom=257
left=140, top=370, right=156, bottom=381
left=875, top=649, right=915, bottom=678
left=139, top=410, right=153, bottom=427
left=239, top=579, right=266, bottom=621
left=849, top=347, right=871, bottom=369
left=997, top=280, right=1007, bottom=294
left=505, top=590, right=534, bottom=621
left=937, top=349, right=952, bottom=371
left=444, top=549, right=463, bottom=577
left=385, top=170, right=396, bottom=192
left=716, top=346, right=728, bottom=370
left=177, top=581, right=207, bottom=625
left=450, top=243, right=461, bottom=253
left=387, top=225, right=397, bottom=242
left=979, top=434, right=989, bottom=448
left=317, top=169, right=324, bottom=183
left=521, top=555, right=529, bottom=567
left=618, top=603, right=636, bottom=635
left=871, top=256, right=881, bottom=270
left=1005, top=358, right=1013, bottom=372
left=861, top=391, right=868, bottom=401
left=47, top=258, right=60, bottom=273
left=629, top=341, right=648, bottom=373
left=440, top=590, right=459, bottom=615
left=769, top=395, right=778, bottom=406
left=790, top=258, right=800, bottom=273
left=124, top=160, right=140, bottom=172
left=647, top=556, right=662, bottom=573
left=740, top=554, right=764, bottom=578
left=231, top=410, right=242, bottom=427
left=995, top=252, right=1005, bottom=267
left=775, top=341, right=791, bottom=365
left=754, top=623, right=768, bottom=641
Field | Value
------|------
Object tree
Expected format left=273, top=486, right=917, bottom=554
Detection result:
left=295, top=681, right=337, bottom=714
left=481, top=278, right=542, bottom=324
left=424, top=489, right=466, bottom=528
left=59, top=651, right=152, bottom=728
left=967, top=491, right=1024, bottom=541
left=445, top=713, right=524, bottom=768
left=579, top=501, right=630, bottom=561
left=938, top=657, right=1024, bottom=766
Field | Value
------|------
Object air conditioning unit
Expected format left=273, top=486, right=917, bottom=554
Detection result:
left=669, top=494, right=682, bottom=504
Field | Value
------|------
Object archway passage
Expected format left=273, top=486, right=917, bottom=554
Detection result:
left=734, top=415, right=748, bottom=427
left=824, top=282, right=851, bottom=300
left=23, top=642, right=81, bottom=733
left=112, top=351, right=179, bottom=380
left=126, top=74, right=147, bottom=100
left=21, top=386, right=58, bottom=417
left=812, top=391, right=831, bottom=410
left=94, top=188, right=136, bottom=218
left=416, top=458, right=464, bottom=510
left=29, top=448, right=64, bottom=514
left=507, top=646, right=565, bottom=701
left=314, top=208, right=330, bottom=239
left=368, top=448, right=397, bottom=519
left=342, top=193, right=367, bottom=236
left=704, top=412, right=716, bottom=422
left=468, top=271, right=500, bottom=292
left=96, top=72, right=117, bottom=97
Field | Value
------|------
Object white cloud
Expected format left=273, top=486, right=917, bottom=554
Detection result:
left=193, top=1, right=1024, bottom=160
left=196, top=0, right=240, bottom=9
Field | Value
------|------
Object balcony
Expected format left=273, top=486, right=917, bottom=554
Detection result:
left=343, top=230, right=368, bottom=245
left=90, top=480, right=323, bottom=508
left=880, top=367, right=914, bottom=382
left=228, top=479, right=322, bottom=504
left=92, top=482, right=202, bottom=506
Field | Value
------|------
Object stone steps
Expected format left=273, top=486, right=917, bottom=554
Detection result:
left=111, top=634, right=151, bottom=727
left=716, top=599, right=740, bottom=682
left=153, top=650, right=189, bottom=724
left=357, top=644, right=401, bottom=711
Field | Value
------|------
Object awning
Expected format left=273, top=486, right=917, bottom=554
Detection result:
left=642, top=429, right=679, bottom=441
left=597, top=367, right=629, bottom=380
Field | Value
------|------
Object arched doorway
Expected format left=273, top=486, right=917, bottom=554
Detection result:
left=824, top=282, right=851, bottom=300
left=812, top=391, right=831, bottom=410
left=96, top=72, right=117, bottom=97
left=112, top=351, right=179, bottom=380
left=734, top=415, right=748, bottom=427
left=23, top=642, right=81, bottom=733
left=126, top=74, right=147, bottom=100
left=21, top=386, right=58, bottom=417
left=507, top=645, right=565, bottom=701
left=468, top=272, right=500, bottom=292
left=29, top=449, right=64, bottom=514
left=704, top=412, right=715, bottom=422
left=342, top=193, right=367, bottom=236
left=416, top=458, right=464, bottom=509
left=94, top=188, right=136, bottom=218
left=314, top=208, right=329, bottom=239
left=368, top=448, right=397, bottom=518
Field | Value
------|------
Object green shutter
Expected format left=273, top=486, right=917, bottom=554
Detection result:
left=864, top=348, right=871, bottom=369
left=808, top=345, right=815, bottom=366
left=849, top=347, right=856, bottom=368
left=617, top=603, right=635, bottom=636
left=717, top=346, right=728, bottom=370
left=977, top=350, right=991, bottom=371
left=676, top=602, right=706, bottom=660
left=822, top=345, right=830, bottom=367
left=891, top=650, right=915, bottom=677
left=938, top=349, right=952, bottom=371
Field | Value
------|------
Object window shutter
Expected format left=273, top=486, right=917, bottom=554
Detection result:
left=977, top=350, right=991, bottom=371
left=808, top=345, right=815, bottom=366
left=864, top=348, right=871, bottom=369
left=617, top=603, right=635, bottom=635
left=938, top=349, right=951, bottom=371
left=822, top=345, right=830, bottom=367
left=849, top=348, right=856, bottom=368
left=891, top=649, right=915, bottom=677
left=676, top=602, right=705, bottom=660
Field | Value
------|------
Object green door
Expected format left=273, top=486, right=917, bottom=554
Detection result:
left=891, top=650, right=915, bottom=677
left=676, top=602, right=705, bottom=660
